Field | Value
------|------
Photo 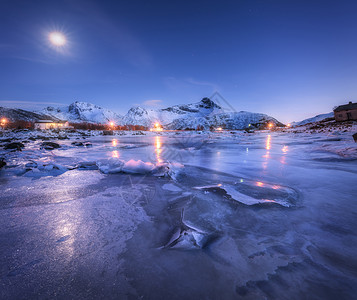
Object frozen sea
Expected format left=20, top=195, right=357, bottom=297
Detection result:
left=1, top=130, right=357, bottom=299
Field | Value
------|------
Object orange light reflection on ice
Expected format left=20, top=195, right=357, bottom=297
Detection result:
left=256, top=181, right=264, bottom=187
left=112, top=150, right=119, bottom=158
left=266, top=134, right=271, bottom=150
left=282, top=145, right=288, bottom=153
left=155, top=135, right=163, bottom=163
left=112, top=139, right=118, bottom=147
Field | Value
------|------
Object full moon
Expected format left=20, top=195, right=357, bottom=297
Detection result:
left=49, top=32, right=66, bottom=46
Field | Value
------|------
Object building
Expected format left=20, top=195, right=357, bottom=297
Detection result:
left=34, top=120, right=70, bottom=130
left=333, top=102, right=357, bottom=121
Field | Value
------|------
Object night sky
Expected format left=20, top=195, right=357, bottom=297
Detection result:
left=0, top=0, right=356, bottom=123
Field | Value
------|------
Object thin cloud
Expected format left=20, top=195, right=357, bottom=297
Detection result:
left=163, top=76, right=220, bottom=93
left=143, top=99, right=163, bottom=107
left=185, top=78, right=220, bottom=92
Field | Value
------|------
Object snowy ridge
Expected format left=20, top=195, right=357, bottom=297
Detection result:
left=121, top=97, right=222, bottom=128
left=41, top=101, right=122, bottom=124
left=0, top=107, right=62, bottom=122
left=6, top=97, right=284, bottom=129
left=122, top=97, right=283, bottom=129
left=292, top=112, right=334, bottom=126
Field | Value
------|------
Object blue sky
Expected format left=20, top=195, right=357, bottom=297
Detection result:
left=0, top=0, right=356, bottom=123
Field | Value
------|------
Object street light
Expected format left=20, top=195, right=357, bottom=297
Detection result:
left=1, top=118, right=7, bottom=128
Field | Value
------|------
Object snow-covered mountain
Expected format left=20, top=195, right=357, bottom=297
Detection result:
left=292, top=112, right=334, bottom=126
left=122, top=97, right=283, bottom=130
left=40, top=101, right=122, bottom=124
left=3, top=98, right=284, bottom=130
left=0, top=107, right=61, bottom=122
left=122, top=97, right=222, bottom=128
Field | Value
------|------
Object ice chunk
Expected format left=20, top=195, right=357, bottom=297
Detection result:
left=193, top=182, right=297, bottom=207
left=96, top=158, right=183, bottom=177
left=96, top=158, right=124, bottom=174
left=122, top=159, right=155, bottom=174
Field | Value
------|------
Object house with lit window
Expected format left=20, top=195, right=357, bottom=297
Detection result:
left=34, top=120, right=71, bottom=130
left=333, top=102, right=357, bottom=121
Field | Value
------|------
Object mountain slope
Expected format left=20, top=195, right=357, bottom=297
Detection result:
left=41, top=101, right=122, bottom=124
left=122, top=98, right=283, bottom=130
left=121, top=97, right=222, bottom=128
left=293, top=112, right=334, bottom=126
left=0, top=107, right=61, bottom=122
left=3, top=98, right=284, bottom=130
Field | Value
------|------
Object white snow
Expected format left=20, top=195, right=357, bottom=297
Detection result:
left=292, top=112, right=334, bottom=126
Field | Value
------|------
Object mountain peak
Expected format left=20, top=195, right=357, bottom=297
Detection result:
left=199, top=97, right=221, bottom=109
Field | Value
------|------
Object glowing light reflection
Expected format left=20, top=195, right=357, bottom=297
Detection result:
left=112, top=150, right=119, bottom=158
left=263, top=134, right=271, bottom=170
left=155, top=135, right=163, bottom=163
left=266, top=134, right=271, bottom=150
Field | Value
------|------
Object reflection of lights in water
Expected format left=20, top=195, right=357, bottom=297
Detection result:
left=272, top=185, right=280, bottom=189
left=112, top=150, right=119, bottom=158
left=246, top=148, right=249, bottom=153
left=240, top=179, right=244, bottom=183
left=112, top=139, right=118, bottom=147
left=266, top=134, right=271, bottom=150
left=256, top=181, right=264, bottom=187
left=280, top=145, right=288, bottom=164
left=217, top=151, right=221, bottom=155
left=263, top=134, right=271, bottom=170
left=155, top=136, right=162, bottom=163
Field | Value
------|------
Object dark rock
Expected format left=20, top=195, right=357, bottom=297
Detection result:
left=85, top=143, right=92, bottom=147
left=28, top=137, right=37, bottom=141
left=57, top=136, right=69, bottom=140
left=71, top=142, right=84, bottom=147
left=103, top=130, right=114, bottom=136
left=0, top=138, right=13, bottom=143
left=0, top=159, right=6, bottom=169
left=353, top=133, right=357, bottom=143
left=41, top=142, right=61, bottom=150
left=4, top=142, right=25, bottom=151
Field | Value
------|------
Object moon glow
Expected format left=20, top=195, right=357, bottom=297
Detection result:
left=49, top=32, right=66, bottom=46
